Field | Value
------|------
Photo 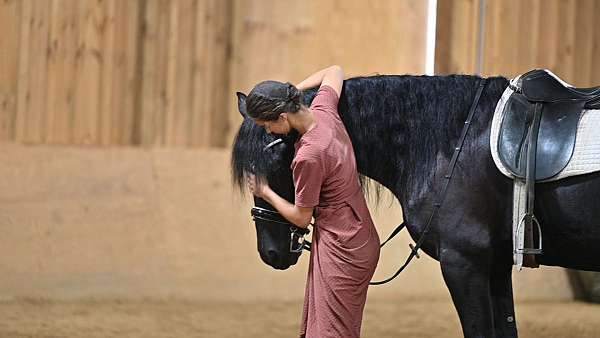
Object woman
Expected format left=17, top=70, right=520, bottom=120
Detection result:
left=246, top=65, right=380, bottom=338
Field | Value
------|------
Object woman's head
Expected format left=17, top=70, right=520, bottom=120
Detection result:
left=246, top=81, right=303, bottom=135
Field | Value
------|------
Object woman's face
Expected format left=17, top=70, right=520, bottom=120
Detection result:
left=254, top=113, right=291, bottom=135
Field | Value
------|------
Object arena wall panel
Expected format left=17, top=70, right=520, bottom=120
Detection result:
left=1, top=0, right=232, bottom=147
left=436, top=0, right=600, bottom=86
left=1, top=0, right=431, bottom=148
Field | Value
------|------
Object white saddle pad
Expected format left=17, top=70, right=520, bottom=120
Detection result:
left=491, top=75, right=600, bottom=182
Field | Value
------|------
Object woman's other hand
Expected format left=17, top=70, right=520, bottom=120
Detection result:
left=296, top=65, right=344, bottom=97
left=247, top=173, right=313, bottom=228
left=247, top=173, right=270, bottom=199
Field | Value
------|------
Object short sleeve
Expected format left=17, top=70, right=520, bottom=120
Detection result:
left=292, top=155, right=324, bottom=208
left=310, top=85, right=340, bottom=117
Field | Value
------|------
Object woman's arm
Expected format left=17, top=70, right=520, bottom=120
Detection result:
left=261, top=188, right=314, bottom=229
left=247, top=174, right=313, bottom=229
left=296, top=65, right=344, bottom=98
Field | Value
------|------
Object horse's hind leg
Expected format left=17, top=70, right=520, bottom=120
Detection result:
left=490, top=263, right=518, bottom=338
left=441, top=250, right=494, bottom=338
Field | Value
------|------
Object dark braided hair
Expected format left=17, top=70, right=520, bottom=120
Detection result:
left=246, top=80, right=303, bottom=121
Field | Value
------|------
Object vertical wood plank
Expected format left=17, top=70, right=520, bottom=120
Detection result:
left=0, top=0, right=22, bottom=141
left=156, top=0, right=170, bottom=147
left=206, top=0, right=231, bottom=147
left=46, top=0, right=79, bottom=144
left=139, top=0, right=159, bottom=146
left=203, top=0, right=216, bottom=148
left=483, top=0, right=504, bottom=76
left=573, top=0, right=596, bottom=87
left=98, top=0, right=116, bottom=146
left=457, top=0, right=479, bottom=74
left=126, top=0, right=143, bottom=146
left=481, top=0, right=497, bottom=76
left=554, top=0, right=577, bottom=81
left=164, top=0, right=179, bottom=146
left=111, top=0, right=140, bottom=145
left=139, top=0, right=171, bottom=146
left=592, top=1, right=600, bottom=86
left=15, top=0, right=32, bottom=143
left=18, top=0, right=50, bottom=143
left=172, top=0, right=195, bottom=146
left=192, top=0, right=211, bottom=147
left=434, top=0, right=454, bottom=75
left=73, top=0, right=105, bottom=145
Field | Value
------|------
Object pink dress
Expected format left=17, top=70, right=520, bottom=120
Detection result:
left=292, top=85, right=380, bottom=338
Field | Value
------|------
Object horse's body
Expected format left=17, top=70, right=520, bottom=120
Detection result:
left=232, top=74, right=600, bottom=338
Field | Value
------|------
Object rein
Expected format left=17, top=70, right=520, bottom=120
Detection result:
left=254, top=78, right=487, bottom=285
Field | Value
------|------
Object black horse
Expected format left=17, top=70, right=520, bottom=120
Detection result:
left=231, top=74, right=600, bottom=338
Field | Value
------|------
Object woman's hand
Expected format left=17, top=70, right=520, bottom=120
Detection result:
left=246, top=173, right=313, bottom=228
left=247, top=173, right=270, bottom=199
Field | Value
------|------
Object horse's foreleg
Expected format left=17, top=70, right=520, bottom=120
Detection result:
left=441, top=250, right=494, bottom=338
left=490, top=262, right=518, bottom=338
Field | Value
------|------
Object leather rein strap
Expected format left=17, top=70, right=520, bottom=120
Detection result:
left=370, top=78, right=487, bottom=285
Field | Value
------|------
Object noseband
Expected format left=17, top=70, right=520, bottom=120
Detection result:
left=251, top=206, right=312, bottom=252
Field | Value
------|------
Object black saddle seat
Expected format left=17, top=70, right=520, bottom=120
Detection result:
left=521, top=69, right=600, bottom=104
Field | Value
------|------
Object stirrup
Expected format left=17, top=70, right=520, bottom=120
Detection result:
left=514, top=214, right=543, bottom=255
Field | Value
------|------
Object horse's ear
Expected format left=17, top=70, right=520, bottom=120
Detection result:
left=236, top=92, right=249, bottom=118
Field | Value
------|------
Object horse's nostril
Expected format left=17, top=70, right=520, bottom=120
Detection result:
left=267, top=249, right=278, bottom=263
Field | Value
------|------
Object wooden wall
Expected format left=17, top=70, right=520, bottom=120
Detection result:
left=0, top=0, right=231, bottom=147
left=0, top=0, right=428, bottom=148
left=436, top=0, right=600, bottom=87
left=4, top=0, right=600, bottom=146
left=228, top=0, right=428, bottom=145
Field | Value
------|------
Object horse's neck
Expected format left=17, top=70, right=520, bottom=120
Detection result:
left=340, top=75, right=488, bottom=203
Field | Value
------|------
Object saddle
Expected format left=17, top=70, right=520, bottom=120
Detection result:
left=498, top=69, right=600, bottom=267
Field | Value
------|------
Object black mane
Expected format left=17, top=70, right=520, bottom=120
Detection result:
left=231, top=74, right=509, bottom=201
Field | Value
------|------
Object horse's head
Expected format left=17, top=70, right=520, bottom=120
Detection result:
left=231, top=92, right=309, bottom=270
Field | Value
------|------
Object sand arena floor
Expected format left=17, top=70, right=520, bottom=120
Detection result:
left=0, top=146, right=598, bottom=337
left=1, top=298, right=599, bottom=338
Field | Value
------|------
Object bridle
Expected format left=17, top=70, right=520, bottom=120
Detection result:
left=250, top=78, right=487, bottom=285
left=251, top=206, right=311, bottom=252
